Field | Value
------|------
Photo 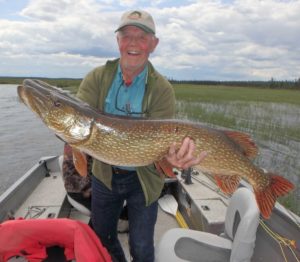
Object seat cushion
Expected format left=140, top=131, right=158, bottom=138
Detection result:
left=155, top=228, right=232, bottom=262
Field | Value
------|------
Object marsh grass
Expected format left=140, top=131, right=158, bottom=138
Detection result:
left=174, top=84, right=300, bottom=215
left=174, top=84, right=300, bottom=105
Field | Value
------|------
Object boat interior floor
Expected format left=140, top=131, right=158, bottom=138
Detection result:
left=9, top=159, right=179, bottom=261
left=2, top=156, right=299, bottom=262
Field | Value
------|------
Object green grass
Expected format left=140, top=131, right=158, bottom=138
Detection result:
left=173, top=84, right=300, bottom=105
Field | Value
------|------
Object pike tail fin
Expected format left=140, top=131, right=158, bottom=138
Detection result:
left=254, top=173, right=294, bottom=219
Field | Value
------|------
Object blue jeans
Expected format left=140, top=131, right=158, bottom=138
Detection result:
left=91, top=171, right=158, bottom=262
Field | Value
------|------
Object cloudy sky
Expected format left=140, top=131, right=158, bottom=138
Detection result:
left=0, top=0, right=299, bottom=81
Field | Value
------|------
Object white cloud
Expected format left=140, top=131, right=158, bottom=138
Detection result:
left=0, top=0, right=299, bottom=80
left=0, top=51, right=110, bottom=78
left=152, top=0, right=300, bottom=80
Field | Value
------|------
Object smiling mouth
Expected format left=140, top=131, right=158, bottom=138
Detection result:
left=127, top=50, right=140, bottom=56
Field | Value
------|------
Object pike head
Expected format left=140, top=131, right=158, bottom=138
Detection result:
left=17, top=79, right=93, bottom=145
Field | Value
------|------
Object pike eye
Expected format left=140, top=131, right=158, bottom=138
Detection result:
left=53, top=100, right=61, bottom=107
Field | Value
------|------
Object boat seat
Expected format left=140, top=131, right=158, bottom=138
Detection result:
left=59, top=154, right=92, bottom=217
left=155, top=187, right=260, bottom=262
left=67, top=194, right=91, bottom=217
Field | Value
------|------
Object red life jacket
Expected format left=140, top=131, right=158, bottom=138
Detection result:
left=0, top=218, right=111, bottom=262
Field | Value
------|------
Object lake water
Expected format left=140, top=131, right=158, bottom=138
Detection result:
left=0, top=85, right=63, bottom=195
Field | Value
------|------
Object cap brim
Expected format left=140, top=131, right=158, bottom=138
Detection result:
left=115, top=23, right=155, bottom=34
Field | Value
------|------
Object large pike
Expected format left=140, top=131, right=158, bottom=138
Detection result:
left=18, top=79, right=294, bottom=219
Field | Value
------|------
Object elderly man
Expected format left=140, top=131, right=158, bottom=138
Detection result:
left=76, top=10, right=205, bottom=262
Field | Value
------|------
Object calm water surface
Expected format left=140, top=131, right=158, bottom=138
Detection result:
left=0, top=85, right=63, bottom=195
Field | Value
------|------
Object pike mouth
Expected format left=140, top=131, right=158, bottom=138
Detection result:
left=18, top=85, right=49, bottom=121
left=17, top=85, right=26, bottom=104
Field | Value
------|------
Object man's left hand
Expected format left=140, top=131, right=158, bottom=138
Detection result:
left=165, top=137, right=207, bottom=170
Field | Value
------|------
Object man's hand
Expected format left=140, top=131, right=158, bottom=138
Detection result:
left=165, top=137, right=207, bottom=170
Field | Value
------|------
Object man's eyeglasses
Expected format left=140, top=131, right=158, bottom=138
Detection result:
left=115, top=82, right=148, bottom=116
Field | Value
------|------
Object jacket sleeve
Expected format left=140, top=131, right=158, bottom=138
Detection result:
left=146, top=75, right=175, bottom=120
left=149, top=86, right=175, bottom=119
left=76, top=68, right=102, bottom=108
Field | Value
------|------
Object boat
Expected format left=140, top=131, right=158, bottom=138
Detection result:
left=0, top=155, right=299, bottom=261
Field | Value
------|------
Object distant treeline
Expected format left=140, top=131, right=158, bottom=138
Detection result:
left=1, top=76, right=300, bottom=90
left=0, top=77, right=82, bottom=88
left=170, top=78, right=300, bottom=90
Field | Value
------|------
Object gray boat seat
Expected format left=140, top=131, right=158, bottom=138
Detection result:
left=67, top=194, right=91, bottom=217
left=155, top=187, right=260, bottom=262
left=58, top=155, right=92, bottom=217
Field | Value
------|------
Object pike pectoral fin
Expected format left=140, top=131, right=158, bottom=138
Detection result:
left=224, top=131, right=258, bottom=159
left=214, top=174, right=241, bottom=194
left=154, top=158, right=177, bottom=178
left=72, top=148, right=88, bottom=177
left=254, top=173, right=294, bottom=219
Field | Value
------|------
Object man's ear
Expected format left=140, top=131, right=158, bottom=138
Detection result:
left=150, top=37, right=159, bottom=53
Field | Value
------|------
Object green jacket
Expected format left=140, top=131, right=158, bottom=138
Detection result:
left=76, top=58, right=175, bottom=205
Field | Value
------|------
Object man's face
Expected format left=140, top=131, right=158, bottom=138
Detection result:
left=117, top=26, right=159, bottom=73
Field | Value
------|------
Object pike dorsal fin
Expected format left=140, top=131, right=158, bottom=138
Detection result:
left=224, top=130, right=258, bottom=159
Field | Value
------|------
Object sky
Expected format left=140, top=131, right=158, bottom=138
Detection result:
left=0, top=0, right=299, bottom=81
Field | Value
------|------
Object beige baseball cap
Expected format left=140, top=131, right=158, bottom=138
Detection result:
left=115, top=10, right=156, bottom=34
